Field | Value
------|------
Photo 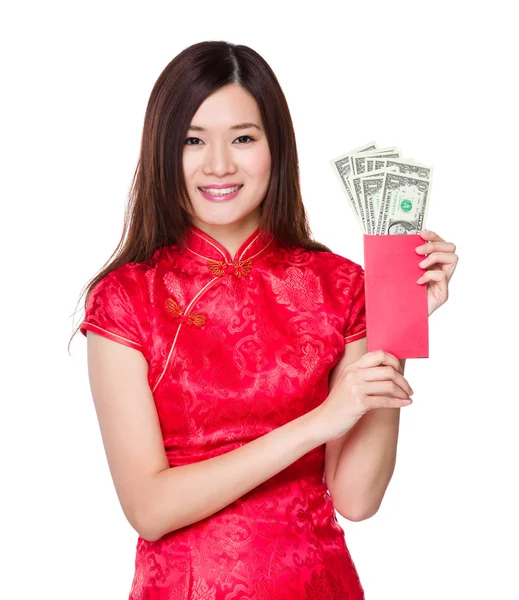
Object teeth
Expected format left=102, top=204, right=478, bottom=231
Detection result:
left=201, top=185, right=241, bottom=195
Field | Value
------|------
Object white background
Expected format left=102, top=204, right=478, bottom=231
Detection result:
left=2, top=1, right=517, bottom=598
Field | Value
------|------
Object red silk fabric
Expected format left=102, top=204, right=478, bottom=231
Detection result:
left=81, top=224, right=367, bottom=599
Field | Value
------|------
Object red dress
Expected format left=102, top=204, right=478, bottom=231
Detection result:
left=80, top=224, right=367, bottom=600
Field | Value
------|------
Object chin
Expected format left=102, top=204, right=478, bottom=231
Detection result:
left=189, top=200, right=261, bottom=221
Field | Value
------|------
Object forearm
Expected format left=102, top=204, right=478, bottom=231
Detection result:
left=140, top=408, right=326, bottom=541
left=333, top=358, right=407, bottom=520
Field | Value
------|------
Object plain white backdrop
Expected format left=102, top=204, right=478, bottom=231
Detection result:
left=2, top=1, right=517, bottom=598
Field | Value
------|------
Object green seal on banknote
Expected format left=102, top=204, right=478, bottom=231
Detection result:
left=400, top=199, right=412, bottom=213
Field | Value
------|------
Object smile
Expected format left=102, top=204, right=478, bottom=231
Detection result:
left=198, top=185, right=244, bottom=202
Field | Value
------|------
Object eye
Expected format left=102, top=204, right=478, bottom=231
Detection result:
left=184, top=135, right=255, bottom=145
left=234, top=135, right=255, bottom=144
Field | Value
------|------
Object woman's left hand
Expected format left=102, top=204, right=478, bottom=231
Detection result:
left=415, top=229, right=459, bottom=317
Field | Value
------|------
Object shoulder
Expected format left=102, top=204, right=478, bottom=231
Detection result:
left=317, top=249, right=363, bottom=274
left=88, top=243, right=185, bottom=313
left=95, top=261, right=146, bottom=297
left=102, top=244, right=179, bottom=291
left=328, top=253, right=364, bottom=292
left=285, top=245, right=363, bottom=279
left=278, top=246, right=363, bottom=308
left=82, top=260, right=156, bottom=350
left=85, top=263, right=147, bottom=327
left=303, top=248, right=365, bottom=308
left=88, top=250, right=164, bottom=313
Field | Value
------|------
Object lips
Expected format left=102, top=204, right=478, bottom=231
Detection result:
left=198, top=184, right=243, bottom=190
left=198, top=185, right=244, bottom=202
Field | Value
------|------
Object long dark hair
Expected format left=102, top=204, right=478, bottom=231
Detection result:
left=68, top=40, right=332, bottom=353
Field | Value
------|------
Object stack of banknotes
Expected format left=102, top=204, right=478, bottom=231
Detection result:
left=330, top=141, right=434, bottom=235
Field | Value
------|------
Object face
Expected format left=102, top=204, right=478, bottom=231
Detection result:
left=182, top=84, right=271, bottom=233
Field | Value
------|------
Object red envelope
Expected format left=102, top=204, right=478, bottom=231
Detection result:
left=363, top=234, right=429, bottom=358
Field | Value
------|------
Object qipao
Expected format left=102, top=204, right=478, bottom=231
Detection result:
left=80, top=223, right=367, bottom=600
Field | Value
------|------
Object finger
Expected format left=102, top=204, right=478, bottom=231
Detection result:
left=357, top=349, right=402, bottom=374
left=415, top=240, right=455, bottom=256
left=365, top=395, right=413, bottom=410
left=359, top=366, right=413, bottom=395
left=418, top=229, right=445, bottom=243
left=364, top=380, right=410, bottom=400
left=418, top=251, right=459, bottom=269
left=417, top=269, right=449, bottom=287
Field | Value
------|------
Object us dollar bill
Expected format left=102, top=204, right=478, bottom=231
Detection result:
left=331, top=142, right=434, bottom=234
left=349, top=153, right=401, bottom=233
left=376, top=171, right=433, bottom=235
left=330, top=142, right=378, bottom=230
left=350, top=169, right=386, bottom=235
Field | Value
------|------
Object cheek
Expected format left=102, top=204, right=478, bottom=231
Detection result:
left=247, top=144, right=271, bottom=179
left=182, top=153, right=198, bottom=181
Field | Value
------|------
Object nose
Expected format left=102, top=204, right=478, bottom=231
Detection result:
left=202, top=141, right=237, bottom=177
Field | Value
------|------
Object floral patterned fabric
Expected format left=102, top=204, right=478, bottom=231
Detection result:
left=80, top=223, right=367, bottom=599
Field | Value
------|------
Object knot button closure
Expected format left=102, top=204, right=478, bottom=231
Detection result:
left=207, top=258, right=252, bottom=278
left=165, top=298, right=206, bottom=327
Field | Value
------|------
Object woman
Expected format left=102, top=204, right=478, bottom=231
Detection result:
left=71, top=41, right=458, bottom=599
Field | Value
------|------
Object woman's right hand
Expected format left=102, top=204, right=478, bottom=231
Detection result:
left=317, top=349, right=414, bottom=442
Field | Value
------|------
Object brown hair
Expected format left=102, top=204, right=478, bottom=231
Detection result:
left=68, top=40, right=332, bottom=353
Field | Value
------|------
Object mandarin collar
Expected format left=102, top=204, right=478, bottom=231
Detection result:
left=182, top=224, right=278, bottom=267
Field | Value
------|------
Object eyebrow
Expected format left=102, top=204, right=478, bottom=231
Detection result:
left=187, top=122, right=261, bottom=132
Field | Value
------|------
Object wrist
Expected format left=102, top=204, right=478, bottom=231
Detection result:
left=299, top=405, right=330, bottom=449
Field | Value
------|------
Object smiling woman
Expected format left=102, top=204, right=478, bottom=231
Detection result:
left=71, top=40, right=369, bottom=600
left=182, top=84, right=272, bottom=243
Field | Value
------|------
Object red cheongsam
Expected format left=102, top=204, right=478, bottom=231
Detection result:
left=80, top=223, right=367, bottom=600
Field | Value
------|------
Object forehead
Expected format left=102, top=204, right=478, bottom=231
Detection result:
left=189, top=85, right=262, bottom=131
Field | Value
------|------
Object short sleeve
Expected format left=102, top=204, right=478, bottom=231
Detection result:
left=80, top=266, right=148, bottom=351
left=344, top=265, right=367, bottom=344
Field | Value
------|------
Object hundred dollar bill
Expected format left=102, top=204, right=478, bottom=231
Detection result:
left=376, top=171, right=433, bottom=235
